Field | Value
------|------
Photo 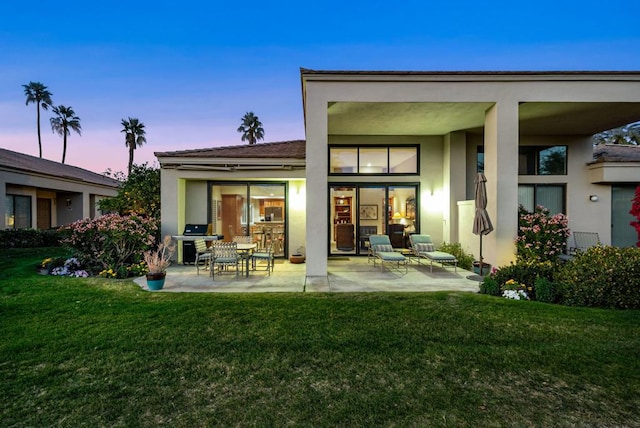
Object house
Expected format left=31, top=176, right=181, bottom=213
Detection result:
left=157, top=70, right=640, bottom=282
left=1, top=149, right=120, bottom=229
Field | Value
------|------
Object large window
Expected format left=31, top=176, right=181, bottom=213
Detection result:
left=6, top=195, right=31, bottom=229
left=330, top=146, right=418, bottom=175
left=519, top=146, right=567, bottom=175
left=518, top=184, right=565, bottom=214
left=477, top=145, right=567, bottom=175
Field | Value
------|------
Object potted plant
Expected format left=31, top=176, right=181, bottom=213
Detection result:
left=143, top=235, right=175, bottom=290
left=289, top=245, right=306, bottom=264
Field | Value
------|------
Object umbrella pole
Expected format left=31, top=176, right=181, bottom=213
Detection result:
left=479, top=234, right=483, bottom=275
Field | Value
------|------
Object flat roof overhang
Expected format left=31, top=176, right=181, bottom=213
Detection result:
left=326, top=102, right=640, bottom=136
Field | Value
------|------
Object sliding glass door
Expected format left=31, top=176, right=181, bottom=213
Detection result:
left=210, top=182, right=287, bottom=257
left=329, top=184, right=418, bottom=256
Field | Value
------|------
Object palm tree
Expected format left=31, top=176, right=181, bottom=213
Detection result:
left=237, top=112, right=264, bottom=145
left=121, top=117, right=147, bottom=176
left=23, top=81, right=54, bottom=158
left=50, top=105, right=81, bottom=164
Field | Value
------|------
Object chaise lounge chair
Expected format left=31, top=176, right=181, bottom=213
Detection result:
left=409, top=234, right=458, bottom=273
left=368, top=234, right=408, bottom=273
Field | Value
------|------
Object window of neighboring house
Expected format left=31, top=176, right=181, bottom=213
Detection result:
left=329, top=146, right=418, bottom=175
left=518, top=184, right=565, bottom=214
left=5, top=195, right=32, bottom=229
left=519, top=146, right=567, bottom=175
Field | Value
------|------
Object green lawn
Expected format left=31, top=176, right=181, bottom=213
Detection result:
left=2, top=248, right=640, bottom=427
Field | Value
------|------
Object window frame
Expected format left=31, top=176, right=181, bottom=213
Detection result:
left=518, top=145, right=568, bottom=176
left=477, top=145, right=568, bottom=176
left=6, top=194, right=32, bottom=229
left=517, top=184, right=567, bottom=214
left=329, top=145, right=420, bottom=176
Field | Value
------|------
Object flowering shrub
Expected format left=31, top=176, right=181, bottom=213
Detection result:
left=502, top=289, right=529, bottom=300
left=49, top=257, right=89, bottom=277
left=556, top=246, right=640, bottom=309
left=502, top=279, right=530, bottom=300
left=480, top=260, right=558, bottom=301
left=61, top=213, right=159, bottom=277
left=516, top=205, right=570, bottom=263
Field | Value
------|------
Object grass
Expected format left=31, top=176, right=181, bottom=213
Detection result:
left=2, top=248, right=640, bottom=427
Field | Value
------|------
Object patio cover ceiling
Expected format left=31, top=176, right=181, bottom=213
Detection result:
left=327, top=102, right=640, bottom=136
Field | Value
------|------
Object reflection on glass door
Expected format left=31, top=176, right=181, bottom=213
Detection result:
left=330, top=186, right=356, bottom=255
left=387, top=186, right=417, bottom=249
left=210, top=182, right=286, bottom=257
left=330, top=184, right=418, bottom=256
left=357, top=186, right=385, bottom=255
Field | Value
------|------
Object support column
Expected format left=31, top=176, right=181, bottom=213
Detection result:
left=305, top=95, right=328, bottom=278
left=484, top=101, right=519, bottom=267
left=443, top=131, right=467, bottom=243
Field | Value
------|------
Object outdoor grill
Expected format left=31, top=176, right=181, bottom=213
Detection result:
left=182, top=224, right=218, bottom=264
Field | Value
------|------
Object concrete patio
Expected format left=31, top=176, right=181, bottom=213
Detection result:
left=134, top=257, right=482, bottom=293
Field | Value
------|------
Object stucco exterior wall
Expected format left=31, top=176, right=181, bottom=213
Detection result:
left=2, top=169, right=117, bottom=228
left=303, top=72, right=640, bottom=275
left=159, top=167, right=305, bottom=261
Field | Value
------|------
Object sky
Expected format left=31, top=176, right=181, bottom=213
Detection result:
left=1, top=0, right=639, bottom=175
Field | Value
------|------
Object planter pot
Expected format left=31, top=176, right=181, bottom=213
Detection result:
left=146, top=272, right=166, bottom=290
left=473, top=262, right=491, bottom=276
left=289, top=254, right=305, bottom=264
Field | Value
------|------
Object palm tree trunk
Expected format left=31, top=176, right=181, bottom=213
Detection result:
left=36, top=101, right=42, bottom=158
left=128, top=145, right=134, bottom=175
left=62, top=134, right=67, bottom=163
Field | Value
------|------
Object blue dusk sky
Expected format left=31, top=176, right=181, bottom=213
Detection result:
left=1, top=0, right=639, bottom=174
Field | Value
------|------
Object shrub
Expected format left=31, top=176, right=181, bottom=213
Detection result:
left=479, top=275, right=500, bottom=296
left=534, top=277, right=558, bottom=304
left=437, top=242, right=474, bottom=270
left=556, top=246, right=640, bottom=309
left=0, top=228, right=62, bottom=249
left=61, top=213, right=159, bottom=277
left=516, top=205, right=570, bottom=263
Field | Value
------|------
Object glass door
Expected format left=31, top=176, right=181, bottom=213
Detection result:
left=357, top=186, right=386, bottom=255
left=330, top=186, right=356, bottom=255
left=330, top=184, right=418, bottom=256
left=210, top=182, right=287, bottom=257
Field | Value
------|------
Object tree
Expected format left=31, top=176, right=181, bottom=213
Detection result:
left=237, top=111, right=264, bottom=145
left=49, top=105, right=81, bottom=164
left=99, top=163, right=160, bottom=219
left=23, top=81, right=54, bottom=158
left=121, top=117, right=147, bottom=176
left=593, top=121, right=640, bottom=145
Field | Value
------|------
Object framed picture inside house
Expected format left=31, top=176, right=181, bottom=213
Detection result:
left=359, top=205, right=378, bottom=220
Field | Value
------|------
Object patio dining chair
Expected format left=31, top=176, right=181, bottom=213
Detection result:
left=211, top=241, right=241, bottom=279
left=251, top=241, right=274, bottom=275
left=409, top=234, right=458, bottom=273
left=194, top=238, right=213, bottom=275
left=368, top=234, right=407, bottom=273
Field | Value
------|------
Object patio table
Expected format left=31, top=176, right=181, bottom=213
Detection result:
left=236, top=243, right=257, bottom=277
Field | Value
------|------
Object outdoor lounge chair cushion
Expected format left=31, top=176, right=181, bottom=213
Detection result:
left=424, top=251, right=457, bottom=262
left=374, top=244, right=394, bottom=253
left=413, top=243, right=435, bottom=253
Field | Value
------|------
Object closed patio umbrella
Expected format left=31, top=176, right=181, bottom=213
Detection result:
left=472, top=172, right=493, bottom=276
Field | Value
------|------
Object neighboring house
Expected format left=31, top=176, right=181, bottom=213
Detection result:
left=1, top=149, right=120, bottom=229
left=157, top=70, right=640, bottom=282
